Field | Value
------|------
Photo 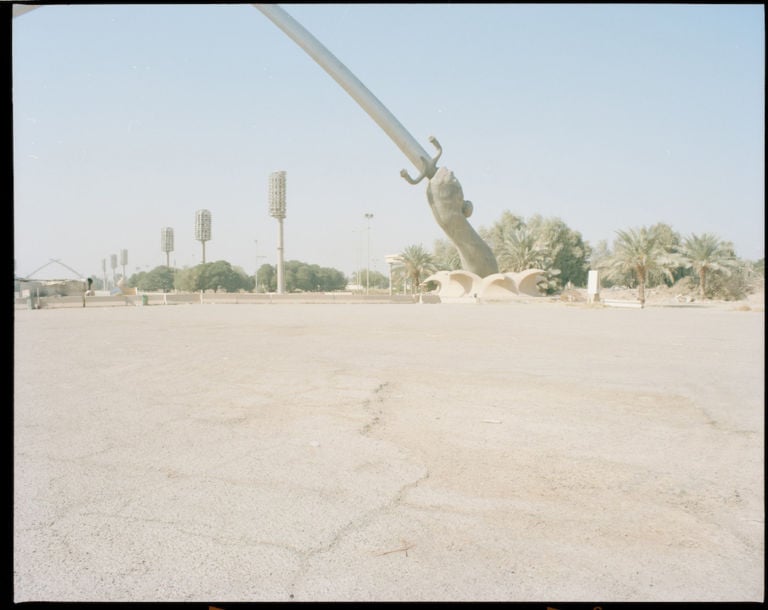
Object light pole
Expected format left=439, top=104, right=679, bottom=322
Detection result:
left=269, top=171, right=287, bottom=294
left=195, top=209, right=212, bottom=264
left=120, top=249, right=128, bottom=281
left=161, top=227, right=174, bottom=268
left=385, top=254, right=402, bottom=297
left=351, top=228, right=363, bottom=292
left=364, top=213, right=373, bottom=294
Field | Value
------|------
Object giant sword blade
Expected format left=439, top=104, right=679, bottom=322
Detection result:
left=253, top=3, right=441, bottom=185
left=253, top=4, right=499, bottom=277
left=13, top=3, right=499, bottom=276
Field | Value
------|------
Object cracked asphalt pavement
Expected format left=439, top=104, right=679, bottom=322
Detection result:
left=13, top=302, right=764, bottom=601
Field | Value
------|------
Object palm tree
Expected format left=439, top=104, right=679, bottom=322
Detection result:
left=497, top=224, right=546, bottom=273
left=527, top=214, right=590, bottom=288
left=397, top=244, right=436, bottom=295
left=601, top=226, right=679, bottom=306
left=680, top=233, right=737, bottom=298
left=480, top=210, right=525, bottom=254
left=432, top=237, right=462, bottom=270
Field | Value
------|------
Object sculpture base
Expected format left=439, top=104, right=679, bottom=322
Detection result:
left=423, top=269, right=546, bottom=301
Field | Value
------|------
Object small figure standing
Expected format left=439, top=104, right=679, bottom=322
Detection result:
left=83, top=277, right=94, bottom=306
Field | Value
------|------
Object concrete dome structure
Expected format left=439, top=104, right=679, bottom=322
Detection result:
left=423, top=269, right=545, bottom=301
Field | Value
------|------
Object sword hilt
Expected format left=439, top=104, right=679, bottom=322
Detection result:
left=400, top=136, right=442, bottom=185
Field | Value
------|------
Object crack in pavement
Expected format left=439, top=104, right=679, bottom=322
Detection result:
left=286, top=467, right=430, bottom=598
left=359, top=381, right=391, bottom=435
left=74, top=510, right=307, bottom=556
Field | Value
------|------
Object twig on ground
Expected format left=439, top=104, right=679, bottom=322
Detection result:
left=375, top=540, right=414, bottom=557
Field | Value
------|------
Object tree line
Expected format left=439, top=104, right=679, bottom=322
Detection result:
left=125, top=213, right=763, bottom=301
left=396, top=213, right=763, bottom=301
left=128, top=259, right=347, bottom=293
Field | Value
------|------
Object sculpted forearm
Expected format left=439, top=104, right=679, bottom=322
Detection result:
left=426, top=167, right=499, bottom=278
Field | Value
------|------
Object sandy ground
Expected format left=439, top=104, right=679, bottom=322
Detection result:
left=13, top=298, right=765, bottom=602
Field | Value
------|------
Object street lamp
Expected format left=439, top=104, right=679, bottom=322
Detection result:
left=364, top=213, right=373, bottom=294
left=385, top=254, right=402, bottom=296
left=351, top=228, right=364, bottom=292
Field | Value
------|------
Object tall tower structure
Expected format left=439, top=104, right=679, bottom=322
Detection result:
left=161, top=227, right=174, bottom=268
left=195, top=209, right=212, bottom=264
left=364, top=213, right=374, bottom=294
left=101, top=258, right=107, bottom=292
left=120, top=249, right=128, bottom=280
left=110, top=254, right=118, bottom=287
left=269, top=171, right=287, bottom=294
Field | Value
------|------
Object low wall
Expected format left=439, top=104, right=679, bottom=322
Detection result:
left=14, top=292, right=417, bottom=309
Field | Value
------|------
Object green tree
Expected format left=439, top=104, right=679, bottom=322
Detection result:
left=432, top=238, right=462, bottom=271
left=280, top=260, right=347, bottom=292
left=496, top=224, right=545, bottom=273
left=174, top=266, right=202, bottom=292
left=290, top=261, right=317, bottom=291
left=649, top=222, right=683, bottom=253
left=589, top=240, right=612, bottom=280
left=315, top=266, right=347, bottom=291
left=479, top=210, right=525, bottom=255
left=173, top=261, right=252, bottom=292
left=753, top=258, right=764, bottom=276
left=255, top=261, right=347, bottom=292
left=233, top=265, right=256, bottom=292
left=199, top=261, right=252, bottom=292
left=704, top=259, right=756, bottom=301
left=131, top=266, right=175, bottom=292
left=396, top=244, right=436, bottom=295
left=679, top=233, right=738, bottom=298
left=256, top=264, right=275, bottom=292
left=127, top=272, right=144, bottom=288
left=478, top=211, right=589, bottom=293
left=351, top=269, right=388, bottom=290
left=649, top=222, right=686, bottom=285
left=527, top=215, right=591, bottom=288
left=600, top=226, right=680, bottom=306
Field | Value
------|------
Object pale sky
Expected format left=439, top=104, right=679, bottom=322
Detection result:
left=12, top=3, right=765, bottom=281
